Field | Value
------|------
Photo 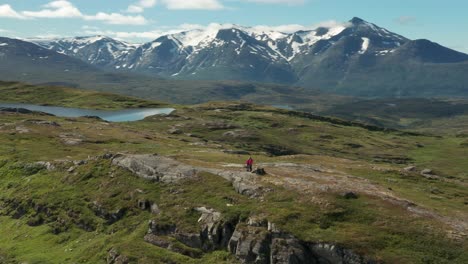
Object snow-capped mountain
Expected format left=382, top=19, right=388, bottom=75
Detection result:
left=14, top=17, right=468, bottom=97
left=32, top=36, right=138, bottom=67
left=28, top=17, right=418, bottom=81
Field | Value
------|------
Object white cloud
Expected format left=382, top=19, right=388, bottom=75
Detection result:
left=84, top=12, right=147, bottom=25
left=1, top=1, right=148, bottom=25
left=22, top=0, right=82, bottom=18
left=161, top=0, right=225, bottom=10
left=0, top=4, right=26, bottom=19
left=127, top=0, right=157, bottom=13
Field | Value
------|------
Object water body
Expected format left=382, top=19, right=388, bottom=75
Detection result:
left=0, top=103, right=174, bottom=122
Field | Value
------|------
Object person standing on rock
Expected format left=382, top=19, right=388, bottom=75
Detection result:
left=246, top=156, right=253, bottom=172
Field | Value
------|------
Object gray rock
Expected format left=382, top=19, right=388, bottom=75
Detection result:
left=112, top=154, right=198, bottom=183
left=107, top=248, right=129, bottom=264
left=421, top=169, right=433, bottom=175
left=223, top=130, right=258, bottom=139
left=175, top=233, right=202, bottom=249
left=309, top=243, right=373, bottom=264
left=196, top=207, right=234, bottom=250
left=167, top=127, right=183, bottom=134
left=73, top=160, right=87, bottom=166
left=147, top=219, right=176, bottom=236
left=151, top=203, right=160, bottom=214
left=59, top=133, right=85, bottom=146
left=202, top=121, right=238, bottom=130
left=271, top=237, right=310, bottom=264
left=144, top=234, right=171, bottom=248
left=228, top=225, right=271, bottom=264
left=34, top=161, right=55, bottom=171
left=420, top=169, right=439, bottom=179
left=15, top=126, right=30, bottom=134
left=28, top=120, right=60, bottom=127
left=90, top=201, right=126, bottom=224
left=403, top=166, right=416, bottom=172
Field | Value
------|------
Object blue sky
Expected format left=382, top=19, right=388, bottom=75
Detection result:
left=0, top=0, right=467, bottom=52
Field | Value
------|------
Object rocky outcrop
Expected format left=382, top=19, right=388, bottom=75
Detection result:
left=112, top=153, right=265, bottom=198
left=196, top=207, right=235, bottom=250
left=90, top=201, right=126, bottom=224
left=112, top=154, right=198, bottom=183
left=59, top=133, right=85, bottom=146
left=107, top=248, right=130, bottom=264
left=223, top=129, right=258, bottom=140
left=204, top=169, right=265, bottom=198
left=144, top=208, right=374, bottom=264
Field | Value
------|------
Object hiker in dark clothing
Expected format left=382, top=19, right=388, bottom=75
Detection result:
left=246, top=156, right=253, bottom=172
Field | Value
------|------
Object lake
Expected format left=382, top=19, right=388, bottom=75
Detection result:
left=0, top=103, right=174, bottom=122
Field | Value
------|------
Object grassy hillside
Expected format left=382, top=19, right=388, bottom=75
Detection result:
left=0, top=85, right=467, bottom=263
left=321, top=98, right=468, bottom=134
left=0, top=81, right=166, bottom=110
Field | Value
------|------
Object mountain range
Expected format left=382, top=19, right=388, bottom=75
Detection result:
left=1, top=17, right=468, bottom=98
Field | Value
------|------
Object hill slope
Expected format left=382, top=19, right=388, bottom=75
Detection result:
left=0, top=83, right=467, bottom=263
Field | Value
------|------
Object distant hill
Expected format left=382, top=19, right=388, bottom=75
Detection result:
left=0, top=37, right=99, bottom=82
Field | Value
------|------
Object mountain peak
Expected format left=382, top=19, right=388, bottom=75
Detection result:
left=350, top=17, right=366, bottom=25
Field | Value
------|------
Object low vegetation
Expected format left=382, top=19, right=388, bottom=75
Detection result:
left=0, top=83, right=467, bottom=263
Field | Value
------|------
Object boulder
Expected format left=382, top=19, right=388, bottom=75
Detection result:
left=420, top=169, right=433, bottom=175
left=107, top=248, right=129, bottom=264
left=59, top=133, right=85, bottom=146
left=403, top=166, right=416, bottom=172
left=34, top=161, right=55, bottom=171
left=420, top=169, right=440, bottom=179
left=151, top=203, right=160, bottom=214
left=223, top=130, right=258, bottom=140
left=167, top=127, right=183, bottom=134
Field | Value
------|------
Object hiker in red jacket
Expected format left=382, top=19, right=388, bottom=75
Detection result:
left=246, top=156, right=253, bottom=172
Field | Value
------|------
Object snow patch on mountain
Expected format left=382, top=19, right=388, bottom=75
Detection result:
left=359, top=37, right=370, bottom=54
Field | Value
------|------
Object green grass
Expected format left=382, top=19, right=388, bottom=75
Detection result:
left=0, top=81, right=166, bottom=110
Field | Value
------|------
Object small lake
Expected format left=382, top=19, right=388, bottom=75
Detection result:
left=0, top=103, right=174, bottom=122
